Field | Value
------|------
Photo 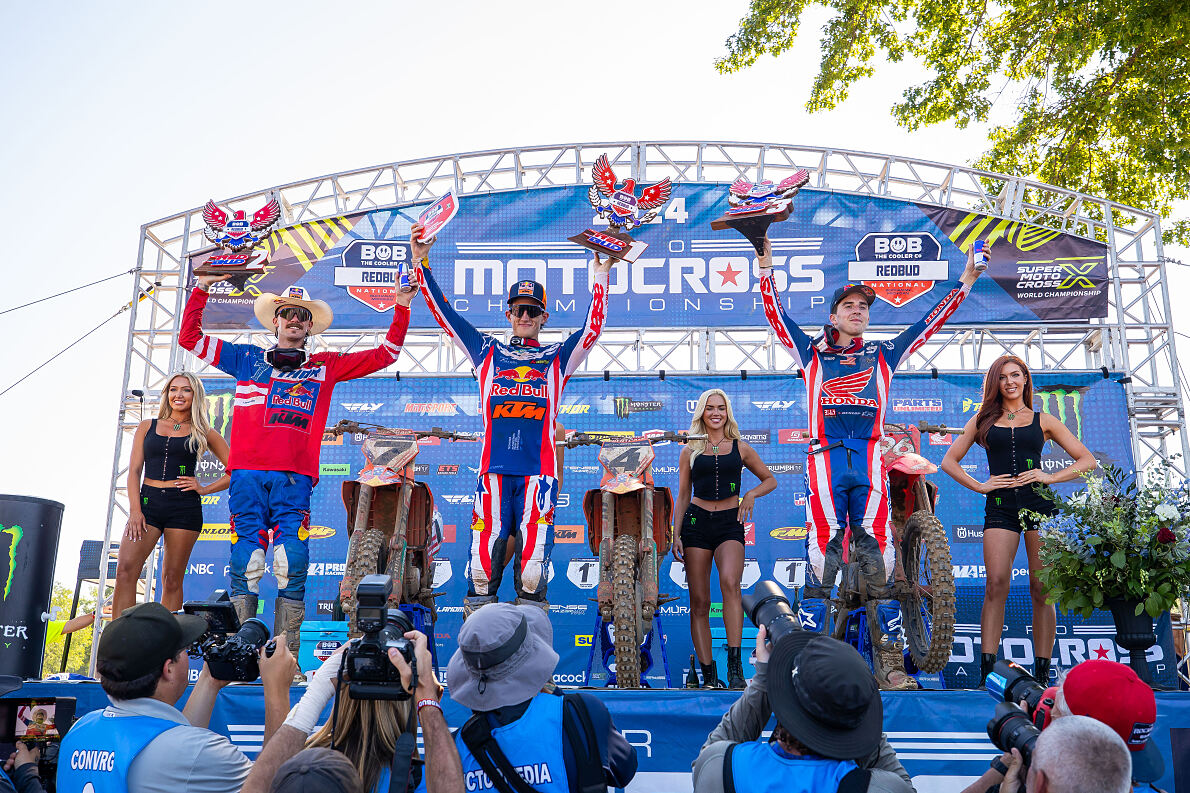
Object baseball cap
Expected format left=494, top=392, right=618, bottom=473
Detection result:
left=507, top=280, right=546, bottom=308
left=1061, top=660, right=1164, bottom=782
left=830, top=283, right=876, bottom=314
left=97, top=602, right=208, bottom=681
left=270, top=748, right=362, bottom=793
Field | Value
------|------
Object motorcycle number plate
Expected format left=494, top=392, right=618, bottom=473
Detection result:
left=363, top=432, right=419, bottom=472
left=597, top=438, right=655, bottom=478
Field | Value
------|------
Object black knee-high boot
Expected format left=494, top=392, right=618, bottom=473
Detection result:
left=1033, top=656, right=1052, bottom=684
left=980, top=653, right=997, bottom=686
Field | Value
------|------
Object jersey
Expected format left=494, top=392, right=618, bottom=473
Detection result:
left=760, top=272, right=970, bottom=448
left=420, top=265, right=608, bottom=477
left=180, top=288, right=409, bottom=480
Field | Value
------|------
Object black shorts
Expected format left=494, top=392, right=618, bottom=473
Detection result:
left=139, top=484, right=203, bottom=532
left=984, top=491, right=1057, bottom=534
left=680, top=504, right=745, bottom=551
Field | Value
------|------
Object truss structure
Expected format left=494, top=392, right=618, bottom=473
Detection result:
left=95, top=141, right=1188, bottom=667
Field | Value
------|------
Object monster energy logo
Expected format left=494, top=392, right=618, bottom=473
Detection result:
left=613, top=396, right=663, bottom=419
left=1036, top=388, right=1084, bottom=439
left=206, top=392, right=234, bottom=436
left=1, top=525, right=23, bottom=601
left=614, top=397, right=632, bottom=419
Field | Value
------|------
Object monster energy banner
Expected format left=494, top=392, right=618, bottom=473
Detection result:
left=183, top=370, right=1175, bottom=687
left=191, top=184, right=1110, bottom=331
left=0, top=495, right=63, bottom=678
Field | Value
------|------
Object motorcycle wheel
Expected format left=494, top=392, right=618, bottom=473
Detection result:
left=612, top=534, right=642, bottom=688
left=343, top=527, right=387, bottom=636
left=899, top=510, right=955, bottom=673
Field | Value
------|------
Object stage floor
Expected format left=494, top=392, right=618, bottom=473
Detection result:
left=7, top=681, right=1188, bottom=792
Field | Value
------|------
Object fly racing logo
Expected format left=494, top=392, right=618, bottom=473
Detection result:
left=751, top=400, right=798, bottom=411
left=442, top=494, right=473, bottom=505
left=341, top=402, right=383, bottom=413
left=820, top=369, right=877, bottom=408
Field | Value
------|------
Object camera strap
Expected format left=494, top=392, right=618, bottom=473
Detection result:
left=388, top=705, right=420, bottom=793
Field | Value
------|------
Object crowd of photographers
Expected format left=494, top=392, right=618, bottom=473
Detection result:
left=0, top=579, right=1170, bottom=793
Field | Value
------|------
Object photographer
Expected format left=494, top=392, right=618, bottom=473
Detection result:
left=693, top=626, right=913, bottom=793
left=962, top=659, right=1164, bottom=793
left=998, top=715, right=1132, bottom=793
left=243, top=631, right=462, bottom=793
left=3, top=742, right=44, bottom=793
left=57, top=602, right=297, bottom=793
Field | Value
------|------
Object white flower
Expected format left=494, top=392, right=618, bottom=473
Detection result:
left=1155, top=503, right=1179, bottom=522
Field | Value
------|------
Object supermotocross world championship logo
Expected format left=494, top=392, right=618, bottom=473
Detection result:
left=1, top=525, right=22, bottom=602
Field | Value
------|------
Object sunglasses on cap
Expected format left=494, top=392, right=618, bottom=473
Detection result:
left=509, top=305, right=544, bottom=319
left=276, top=305, right=313, bottom=323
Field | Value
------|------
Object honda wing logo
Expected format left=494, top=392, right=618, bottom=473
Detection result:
left=820, top=368, right=877, bottom=408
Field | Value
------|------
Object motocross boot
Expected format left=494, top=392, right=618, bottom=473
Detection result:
left=980, top=653, right=997, bottom=687
left=231, top=594, right=258, bottom=627
left=274, top=597, right=306, bottom=680
left=797, top=594, right=831, bottom=635
left=700, top=661, right=726, bottom=689
left=726, top=646, right=746, bottom=690
left=869, top=600, right=918, bottom=691
left=463, top=595, right=498, bottom=619
left=514, top=597, right=550, bottom=614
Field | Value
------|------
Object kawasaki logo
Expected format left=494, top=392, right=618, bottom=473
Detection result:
left=1, top=525, right=22, bottom=601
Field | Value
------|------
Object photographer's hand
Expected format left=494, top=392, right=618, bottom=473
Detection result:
left=754, top=624, right=772, bottom=665
left=999, top=749, right=1024, bottom=793
left=388, top=630, right=444, bottom=702
left=12, top=742, right=39, bottom=771
left=260, top=636, right=299, bottom=745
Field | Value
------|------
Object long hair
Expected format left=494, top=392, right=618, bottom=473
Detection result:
left=687, top=388, right=742, bottom=465
left=307, top=695, right=412, bottom=793
left=157, top=372, right=213, bottom=458
left=974, top=355, right=1033, bottom=448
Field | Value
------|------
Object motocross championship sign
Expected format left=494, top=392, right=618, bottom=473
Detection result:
left=189, top=184, right=1110, bottom=330
left=180, top=370, right=1175, bottom=688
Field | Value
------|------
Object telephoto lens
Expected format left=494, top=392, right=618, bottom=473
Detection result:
left=987, top=701, right=1040, bottom=769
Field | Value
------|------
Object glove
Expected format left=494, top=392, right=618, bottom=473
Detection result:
left=283, top=647, right=345, bottom=733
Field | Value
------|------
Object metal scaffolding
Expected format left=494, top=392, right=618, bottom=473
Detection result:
left=93, top=141, right=1188, bottom=670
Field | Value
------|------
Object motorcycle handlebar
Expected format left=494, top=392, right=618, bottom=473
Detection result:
left=557, top=431, right=707, bottom=448
left=917, top=420, right=957, bottom=435
left=329, top=419, right=470, bottom=441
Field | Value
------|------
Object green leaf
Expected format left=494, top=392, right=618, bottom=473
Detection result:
left=1111, top=550, right=1127, bottom=569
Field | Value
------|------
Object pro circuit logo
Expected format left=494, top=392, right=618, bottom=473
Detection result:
left=820, top=369, right=877, bottom=408
left=848, top=232, right=945, bottom=307
left=770, top=526, right=809, bottom=541
left=1, top=525, right=22, bottom=601
left=334, top=240, right=411, bottom=312
left=612, top=396, right=663, bottom=418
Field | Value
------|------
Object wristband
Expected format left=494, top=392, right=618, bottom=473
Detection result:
left=417, top=698, right=442, bottom=713
left=990, top=757, right=1008, bottom=776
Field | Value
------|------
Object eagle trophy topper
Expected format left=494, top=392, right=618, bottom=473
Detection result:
left=568, top=154, right=672, bottom=263
left=194, top=197, right=282, bottom=281
left=711, top=169, right=810, bottom=255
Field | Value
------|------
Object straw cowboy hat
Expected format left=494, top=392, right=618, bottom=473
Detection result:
left=253, top=285, right=334, bottom=335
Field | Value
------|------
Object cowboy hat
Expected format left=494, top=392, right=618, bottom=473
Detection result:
left=253, top=285, right=333, bottom=335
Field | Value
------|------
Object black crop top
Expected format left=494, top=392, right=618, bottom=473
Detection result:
left=691, top=440, right=743, bottom=501
left=143, top=419, right=199, bottom=481
left=985, top=410, right=1053, bottom=505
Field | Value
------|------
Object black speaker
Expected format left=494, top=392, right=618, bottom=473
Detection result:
left=0, top=495, right=64, bottom=678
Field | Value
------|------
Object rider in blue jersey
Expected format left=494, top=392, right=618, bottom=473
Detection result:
left=760, top=237, right=982, bottom=689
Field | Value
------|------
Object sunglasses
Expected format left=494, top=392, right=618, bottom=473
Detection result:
left=276, top=306, right=313, bottom=323
left=509, top=305, right=544, bottom=319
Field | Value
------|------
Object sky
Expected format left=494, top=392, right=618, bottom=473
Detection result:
left=1, top=2, right=1186, bottom=588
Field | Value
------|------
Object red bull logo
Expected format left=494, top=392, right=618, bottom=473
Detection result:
left=286, top=382, right=313, bottom=397
left=495, top=366, right=547, bottom=383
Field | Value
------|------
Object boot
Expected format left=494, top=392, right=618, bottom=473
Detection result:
left=685, top=655, right=701, bottom=689
left=797, top=596, right=831, bottom=634
left=700, top=661, right=726, bottom=689
left=463, top=595, right=498, bottom=619
left=274, top=597, right=306, bottom=679
left=726, top=646, right=746, bottom=690
left=514, top=597, right=550, bottom=614
left=980, top=653, right=997, bottom=687
left=1033, top=656, right=1053, bottom=685
left=231, top=594, right=258, bottom=626
left=869, top=600, right=918, bottom=691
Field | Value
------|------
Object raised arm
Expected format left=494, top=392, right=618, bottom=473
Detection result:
left=559, top=255, right=612, bottom=379
left=324, top=301, right=411, bottom=381
left=180, top=278, right=253, bottom=376
left=888, top=245, right=981, bottom=367
left=757, top=238, right=815, bottom=368
left=413, top=223, right=488, bottom=368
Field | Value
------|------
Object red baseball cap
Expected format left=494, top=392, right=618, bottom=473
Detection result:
left=1061, top=660, right=1163, bottom=782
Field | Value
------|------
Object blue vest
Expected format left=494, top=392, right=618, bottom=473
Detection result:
left=56, top=708, right=182, bottom=793
left=452, top=694, right=570, bottom=793
left=729, top=741, right=860, bottom=793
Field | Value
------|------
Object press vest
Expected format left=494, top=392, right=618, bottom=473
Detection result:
left=728, top=741, right=860, bottom=793
left=454, top=694, right=570, bottom=793
left=57, top=709, right=182, bottom=793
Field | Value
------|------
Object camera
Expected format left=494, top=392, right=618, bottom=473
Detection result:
left=183, top=590, right=276, bottom=682
left=342, top=575, right=416, bottom=700
left=987, top=701, right=1040, bottom=769
left=985, top=660, right=1056, bottom=728
left=741, top=580, right=804, bottom=688
left=0, top=695, right=76, bottom=793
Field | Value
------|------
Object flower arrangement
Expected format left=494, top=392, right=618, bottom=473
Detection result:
left=1029, top=464, right=1190, bottom=619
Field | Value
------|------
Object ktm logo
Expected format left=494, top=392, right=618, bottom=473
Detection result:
left=770, top=526, right=809, bottom=541
left=492, top=400, right=546, bottom=420
left=554, top=525, right=585, bottom=544
left=820, top=368, right=878, bottom=408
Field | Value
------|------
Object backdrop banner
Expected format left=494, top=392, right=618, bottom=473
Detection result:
left=7, top=683, right=1188, bottom=793
left=182, top=370, right=1174, bottom=688
left=190, top=184, right=1109, bottom=330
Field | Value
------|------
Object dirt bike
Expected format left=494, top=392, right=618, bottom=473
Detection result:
left=563, top=430, right=704, bottom=689
left=825, top=422, right=956, bottom=681
left=329, top=420, right=469, bottom=641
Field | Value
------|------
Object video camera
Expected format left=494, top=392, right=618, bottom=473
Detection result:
left=984, top=660, right=1058, bottom=770
left=341, top=575, right=416, bottom=700
left=0, top=689, right=76, bottom=793
left=182, top=590, right=276, bottom=682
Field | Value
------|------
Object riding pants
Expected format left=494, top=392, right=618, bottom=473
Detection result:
left=227, top=469, right=313, bottom=601
left=466, top=473, right=557, bottom=602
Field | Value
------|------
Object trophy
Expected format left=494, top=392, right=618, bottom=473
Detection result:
left=194, top=197, right=281, bottom=288
left=710, top=169, right=810, bottom=255
left=405, top=192, right=460, bottom=292
left=568, top=154, right=670, bottom=263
